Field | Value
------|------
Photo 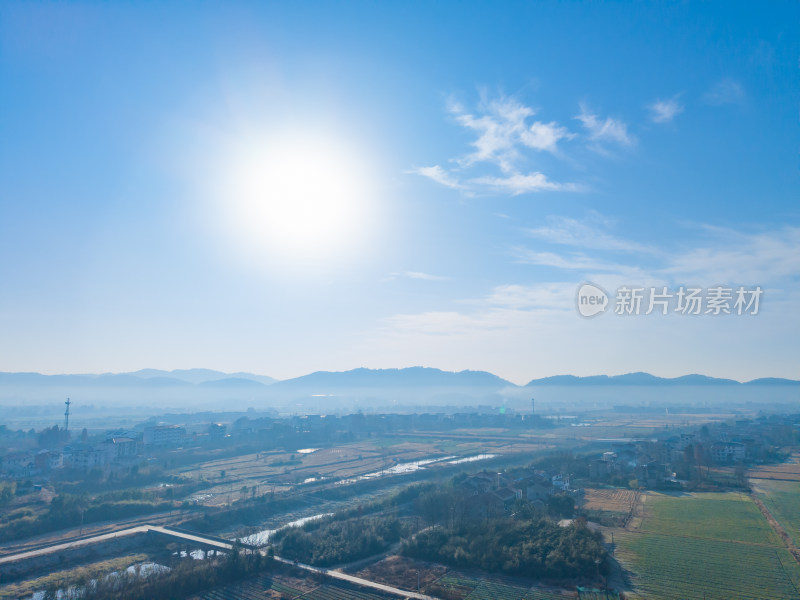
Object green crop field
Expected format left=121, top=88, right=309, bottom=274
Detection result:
left=639, top=492, right=782, bottom=545
left=753, top=479, right=800, bottom=547
left=615, top=492, right=800, bottom=599
left=297, top=583, right=393, bottom=600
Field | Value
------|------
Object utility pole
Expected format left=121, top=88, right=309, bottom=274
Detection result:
left=64, top=398, right=71, bottom=431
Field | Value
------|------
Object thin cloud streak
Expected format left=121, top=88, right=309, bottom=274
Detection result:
left=575, top=103, right=635, bottom=147
left=472, top=172, right=579, bottom=195
left=648, top=96, right=684, bottom=123
left=407, top=165, right=464, bottom=190
left=703, top=78, right=745, bottom=105
left=527, top=214, right=656, bottom=253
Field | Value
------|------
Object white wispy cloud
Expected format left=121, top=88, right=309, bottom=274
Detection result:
left=410, top=93, right=579, bottom=197
left=471, top=172, right=579, bottom=195
left=485, top=283, right=576, bottom=310
left=648, top=96, right=684, bottom=123
left=383, top=271, right=451, bottom=282
left=403, top=271, right=450, bottom=281
left=362, top=223, right=800, bottom=383
left=663, top=226, right=800, bottom=283
left=512, top=248, right=652, bottom=280
left=526, top=213, right=655, bottom=253
left=380, top=282, right=576, bottom=338
left=702, top=78, right=745, bottom=106
left=450, top=95, right=573, bottom=172
left=519, top=220, right=800, bottom=286
left=575, top=104, right=635, bottom=147
left=407, top=165, right=464, bottom=190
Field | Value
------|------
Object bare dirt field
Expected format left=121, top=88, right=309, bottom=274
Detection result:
left=353, top=555, right=447, bottom=593
left=748, top=454, right=800, bottom=481
left=582, top=488, right=639, bottom=513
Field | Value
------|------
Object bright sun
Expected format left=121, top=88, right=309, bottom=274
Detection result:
left=221, top=132, right=374, bottom=271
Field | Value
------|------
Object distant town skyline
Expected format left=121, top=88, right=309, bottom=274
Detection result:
left=1, top=2, right=798, bottom=385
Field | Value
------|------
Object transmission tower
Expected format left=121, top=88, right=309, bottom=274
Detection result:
left=64, top=398, right=71, bottom=431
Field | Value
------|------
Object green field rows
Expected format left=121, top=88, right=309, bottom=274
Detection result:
left=465, top=579, right=531, bottom=599
left=639, top=492, right=781, bottom=545
left=297, top=583, right=393, bottom=600
left=194, top=573, right=307, bottom=599
left=617, top=531, right=800, bottom=599
left=753, top=480, right=800, bottom=547
left=615, top=492, right=800, bottom=600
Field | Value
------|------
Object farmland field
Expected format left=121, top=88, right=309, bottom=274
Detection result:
left=615, top=492, right=800, bottom=599
left=426, top=572, right=576, bottom=599
left=749, top=454, right=800, bottom=482
left=752, top=479, right=800, bottom=547
left=191, top=572, right=399, bottom=600
left=582, top=488, right=639, bottom=514
left=175, top=436, right=548, bottom=506
left=638, top=492, right=782, bottom=545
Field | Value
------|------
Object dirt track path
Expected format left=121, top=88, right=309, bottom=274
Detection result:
left=751, top=493, right=800, bottom=565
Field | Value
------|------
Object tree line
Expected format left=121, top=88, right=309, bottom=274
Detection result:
left=403, top=515, right=606, bottom=580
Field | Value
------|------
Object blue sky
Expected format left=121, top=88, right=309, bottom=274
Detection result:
left=1, top=2, right=798, bottom=383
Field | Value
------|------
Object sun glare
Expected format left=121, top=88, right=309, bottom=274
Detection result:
left=220, top=132, right=375, bottom=272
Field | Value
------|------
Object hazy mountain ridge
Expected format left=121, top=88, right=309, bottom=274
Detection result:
left=125, top=368, right=277, bottom=386
left=0, top=368, right=796, bottom=410
left=271, top=367, right=513, bottom=389
left=523, top=372, right=766, bottom=386
left=0, top=369, right=797, bottom=391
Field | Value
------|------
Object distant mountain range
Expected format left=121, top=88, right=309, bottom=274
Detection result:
left=127, top=368, right=276, bottom=386
left=0, top=367, right=796, bottom=409
left=525, top=372, right=800, bottom=386
left=0, top=369, right=275, bottom=389
left=271, top=367, right=513, bottom=390
left=0, top=368, right=797, bottom=392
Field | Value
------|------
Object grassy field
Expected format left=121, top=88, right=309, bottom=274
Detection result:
left=615, top=492, right=800, bottom=599
left=753, top=479, right=800, bottom=547
left=638, top=492, right=782, bottom=545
